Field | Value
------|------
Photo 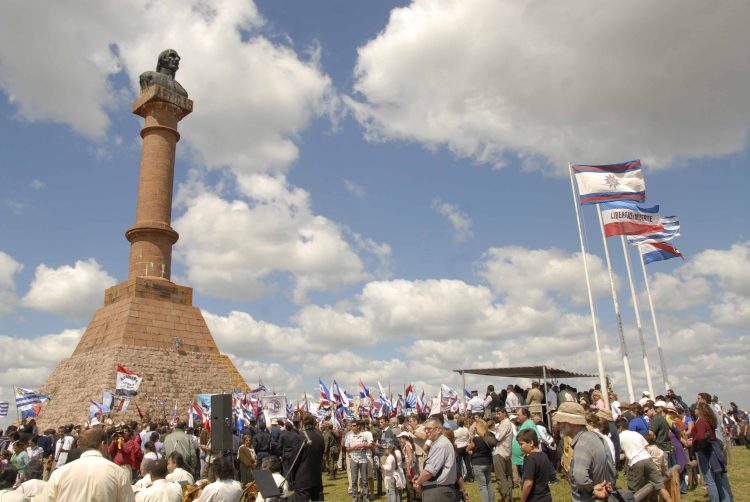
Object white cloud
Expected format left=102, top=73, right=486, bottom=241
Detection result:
left=0, top=251, right=23, bottom=315
left=0, top=0, right=336, bottom=175
left=642, top=272, right=712, bottom=312
left=29, top=179, right=46, bottom=190
left=0, top=328, right=83, bottom=428
left=477, top=246, right=610, bottom=306
left=710, top=294, right=750, bottom=328
left=203, top=310, right=307, bottom=359
left=22, top=259, right=117, bottom=319
left=174, top=176, right=376, bottom=303
left=343, top=179, right=366, bottom=198
left=348, top=0, right=750, bottom=171
left=431, top=198, right=472, bottom=242
left=680, top=242, right=750, bottom=297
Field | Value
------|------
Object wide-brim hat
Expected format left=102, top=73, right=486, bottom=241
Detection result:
left=596, top=409, right=613, bottom=422
left=552, top=402, right=587, bottom=426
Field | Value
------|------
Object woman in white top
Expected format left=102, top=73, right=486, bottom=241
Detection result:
left=166, top=451, right=195, bottom=486
left=381, top=443, right=398, bottom=502
left=143, top=441, right=161, bottom=462
left=254, top=456, right=289, bottom=502
left=197, top=457, right=243, bottom=502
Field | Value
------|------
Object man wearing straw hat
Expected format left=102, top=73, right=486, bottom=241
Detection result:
left=553, top=402, right=615, bottom=501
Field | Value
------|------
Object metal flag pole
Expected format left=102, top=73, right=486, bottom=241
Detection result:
left=638, top=247, right=670, bottom=391
left=620, top=236, right=655, bottom=397
left=568, top=164, right=609, bottom=408
left=595, top=205, right=635, bottom=403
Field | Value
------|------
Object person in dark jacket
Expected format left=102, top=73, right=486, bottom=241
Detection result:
left=289, top=412, right=325, bottom=502
left=280, top=421, right=302, bottom=477
left=252, top=421, right=272, bottom=463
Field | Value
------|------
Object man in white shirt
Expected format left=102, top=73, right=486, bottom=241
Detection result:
left=135, top=459, right=182, bottom=502
left=345, top=421, right=372, bottom=502
left=196, top=457, right=243, bottom=502
left=616, top=418, right=665, bottom=495
left=468, top=391, right=485, bottom=416
left=53, top=427, right=74, bottom=470
left=42, top=428, right=135, bottom=502
left=492, top=408, right=514, bottom=502
left=504, top=386, right=521, bottom=412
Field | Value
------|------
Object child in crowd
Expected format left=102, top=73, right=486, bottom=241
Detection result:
left=517, top=428, right=552, bottom=502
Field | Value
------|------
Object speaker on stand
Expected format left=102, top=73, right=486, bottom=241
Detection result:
left=210, top=393, right=234, bottom=453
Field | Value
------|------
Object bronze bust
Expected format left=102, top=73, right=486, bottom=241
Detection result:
left=138, top=49, right=188, bottom=97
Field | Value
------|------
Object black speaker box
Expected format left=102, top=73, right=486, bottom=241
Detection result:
left=210, top=393, right=233, bottom=451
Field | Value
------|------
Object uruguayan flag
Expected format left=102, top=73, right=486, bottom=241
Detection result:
left=0, top=401, right=9, bottom=417
left=628, top=216, right=680, bottom=245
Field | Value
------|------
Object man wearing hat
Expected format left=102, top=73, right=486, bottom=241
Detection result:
left=638, top=391, right=651, bottom=407
left=648, top=401, right=674, bottom=466
left=553, top=402, right=615, bottom=501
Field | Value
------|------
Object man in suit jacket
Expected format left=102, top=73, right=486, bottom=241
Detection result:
left=289, top=413, right=325, bottom=501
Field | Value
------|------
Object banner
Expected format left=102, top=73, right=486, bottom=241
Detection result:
left=572, top=160, right=646, bottom=204
left=115, top=365, right=142, bottom=396
left=261, top=394, right=288, bottom=422
left=600, top=201, right=661, bottom=237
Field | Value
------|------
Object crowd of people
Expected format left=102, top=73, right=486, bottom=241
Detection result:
left=0, top=382, right=746, bottom=502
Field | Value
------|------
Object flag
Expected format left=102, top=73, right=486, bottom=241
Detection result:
left=248, top=384, right=270, bottom=394
left=102, top=391, right=114, bottom=410
left=627, top=216, right=680, bottom=245
left=377, top=381, right=389, bottom=402
left=115, top=397, right=130, bottom=413
left=600, top=201, right=661, bottom=237
left=89, top=399, right=110, bottom=417
left=319, top=379, right=332, bottom=402
left=0, top=401, right=8, bottom=417
left=189, top=402, right=205, bottom=426
left=640, top=242, right=684, bottom=264
left=14, top=387, right=49, bottom=419
left=358, top=380, right=372, bottom=401
left=572, top=160, right=646, bottom=205
left=135, top=403, right=145, bottom=419
left=464, top=388, right=471, bottom=400
left=332, top=381, right=350, bottom=407
left=115, top=365, right=142, bottom=396
left=405, top=385, right=417, bottom=409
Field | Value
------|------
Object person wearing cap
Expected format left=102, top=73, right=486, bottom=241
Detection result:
left=553, top=402, right=615, bottom=501
left=638, top=391, right=651, bottom=407
left=615, top=417, right=670, bottom=501
left=647, top=401, right=674, bottom=466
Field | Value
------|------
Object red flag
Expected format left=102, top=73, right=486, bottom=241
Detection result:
left=135, top=403, right=144, bottom=419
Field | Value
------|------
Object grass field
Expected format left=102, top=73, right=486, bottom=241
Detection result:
left=321, top=446, right=749, bottom=501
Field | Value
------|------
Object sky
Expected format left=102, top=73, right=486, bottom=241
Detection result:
left=0, top=0, right=749, bottom=426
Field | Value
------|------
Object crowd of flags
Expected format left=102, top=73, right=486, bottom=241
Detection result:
left=572, top=160, right=683, bottom=263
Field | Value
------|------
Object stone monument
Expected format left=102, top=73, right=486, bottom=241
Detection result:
left=38, top=51, right=248, bottom=426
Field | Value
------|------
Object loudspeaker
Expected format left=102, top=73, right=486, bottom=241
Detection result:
left=210, top=393, right=233, bottom=451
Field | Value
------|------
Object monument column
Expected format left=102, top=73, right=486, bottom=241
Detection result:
left=126, top=81, right=192, bottom=280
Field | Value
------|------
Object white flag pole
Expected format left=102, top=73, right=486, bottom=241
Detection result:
left=620, top=236, right=655, bottom=398
left=638, top=248, right=671, bottom=391
left=596, top=205, right=635, bottom=404
left=568, top=164, right=609, bottom=407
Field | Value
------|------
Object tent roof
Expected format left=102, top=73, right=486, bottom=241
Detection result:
left=453, top=365, right=597, bottom=380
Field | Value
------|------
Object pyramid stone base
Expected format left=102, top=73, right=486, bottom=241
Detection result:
left=36, top=276, right=248, bottom=428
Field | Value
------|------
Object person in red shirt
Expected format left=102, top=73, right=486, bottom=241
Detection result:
left=108, top=426, right=136, bottom=484
left=129, top=433, right=144, bottom=481
left=688, top=402, right=731, bottom=502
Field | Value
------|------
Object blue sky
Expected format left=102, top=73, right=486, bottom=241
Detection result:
left=1, top=0, right=749, bottom=425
